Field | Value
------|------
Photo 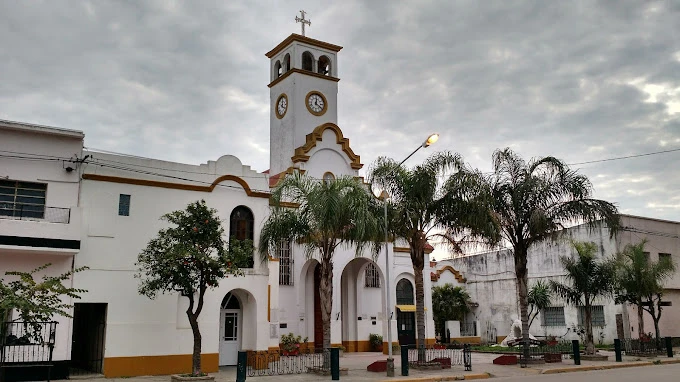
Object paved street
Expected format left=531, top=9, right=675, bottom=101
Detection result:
left=492, top=363, right=680, bottom=382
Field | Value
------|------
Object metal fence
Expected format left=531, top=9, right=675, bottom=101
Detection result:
left=517, top=341, right=573, bottom=365
left=623, top=338, right=668, bottom=356
left=407, top=344, right=471, bottom=370
left=0, top=204, right=71, bottom=224
left=1, top=321, right=58, bottom=382
left=244, top=348, right=330, bottom=377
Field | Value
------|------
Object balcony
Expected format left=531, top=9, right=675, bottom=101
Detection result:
left=0, top=203, right=71, bottom=224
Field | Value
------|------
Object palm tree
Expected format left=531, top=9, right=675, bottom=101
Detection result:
left=369, top=151, right=497, bottom=360
left=527, top=280, right=552, bottom=328
left=549, top=241, right=617, bottom=355
left=258, top=172, right=383, bottom=351
left=615, top=240, right=676, bottom=344
left=471, top=148, right=619, bottom=364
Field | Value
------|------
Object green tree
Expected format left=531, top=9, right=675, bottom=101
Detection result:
left=369, top=152, right=498, bottom=360
left=431, top=284, right=472, bottom=338
left=0, top=263, right=88, bottom=337
left=615, top=240, right=676, bottom=343
left=527, top=280, right=552, bottom=327
left=469, top=149, right=619, bottom=363
left=259, top=172, right=382, bottom=351
left=549, top=241, right=617, bottom=354
left=135, top=200, right=245, bottom=376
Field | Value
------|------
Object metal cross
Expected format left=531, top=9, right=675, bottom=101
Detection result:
left=295, top=10, right=311, bottom=36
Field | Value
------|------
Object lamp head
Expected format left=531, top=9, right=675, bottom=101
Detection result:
left=422, top=133, right=439, bottom=148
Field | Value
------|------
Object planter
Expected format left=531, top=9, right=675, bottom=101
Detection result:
left=544, top=353, right=562, bottom=363
left=281, top=349, right=300, bottom=356
left=371, top=344, right=383, bottom=352
left=170, top=375, right=214, bottom=382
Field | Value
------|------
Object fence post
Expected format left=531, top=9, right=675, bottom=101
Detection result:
left=571, top=340, right=580, bottom=365
left=666, top=337, right=673, bottom=358
left=400, top=345, right=409, bottom=376
left=236, top=351, right=247, bottom=382
left=464, top=344, right=472, bottom=371
left=330, top=347, right=340, bottom=380
left=614, top=339, right=622, bottom=362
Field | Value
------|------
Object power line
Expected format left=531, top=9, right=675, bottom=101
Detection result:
left=568, top=147, right=680, bottom=166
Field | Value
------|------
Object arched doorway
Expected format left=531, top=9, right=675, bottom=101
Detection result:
left=396, top=278, right=416, bottom=346
left=219, top=292, right=241, bottom=365
left=340, top=258, right=385, bottom=352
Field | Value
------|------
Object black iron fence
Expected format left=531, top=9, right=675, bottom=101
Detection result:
left=0, top=204, right=71, bottom=224
left=517, top=341, right=573, bottom=365
left=1, top=321, right=57, bottom=382
left=243, top=348, right=330, bottom=377
left=623, top=337, right=668, bottom=356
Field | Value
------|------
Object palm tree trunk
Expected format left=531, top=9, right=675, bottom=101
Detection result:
left=584, top=302, right=595, bottom=355
left=637, top=301, right=645, bottom=339
left=320, top=257, right=334, bottom=352
left=514, top=249, right=530, bottom=367
left=414, top=263, right=426, bottom=362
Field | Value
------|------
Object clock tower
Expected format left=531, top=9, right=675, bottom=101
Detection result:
left=266, top=33, right=343, bottom=178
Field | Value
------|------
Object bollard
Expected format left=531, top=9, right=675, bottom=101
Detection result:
left=330, top=347, right=340, bottom=380
left=236, top=351, right=247, bottom=382
left=666, top=337, right=673, bottom=358
left=572, top=340, right=580, bottom=365
left=614, top=339, right=622, bottom=362
left=400, top=345, right=409, bottom=376
left=464, top=344, right=472, bottom=371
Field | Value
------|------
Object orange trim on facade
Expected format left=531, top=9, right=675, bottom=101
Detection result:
left=393, top=246, right=434, bottom=254
left=291, top=123, right=363, bottom=170
left=265, top=33, right=343, bottom=58
left=433, top=265, right=467, bottom=283
left=267, top=285, right=271, bottom=322
left=268, top=166, right=305, bottom=188
left=267, top=68, right=340, bottom=88
left=82, top=174, right=270, bottom=198
left=103, top=353, right=218, bottom=377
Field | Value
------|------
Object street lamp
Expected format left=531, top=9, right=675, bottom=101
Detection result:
left=383, top=132, right=439, bottom=377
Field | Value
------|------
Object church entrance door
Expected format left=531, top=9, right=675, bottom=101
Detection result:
left=219, top=292, right=242, bottom=365
left=313, top=264, right=323, bottom=350
left=397, top=309, right=416, bottom=345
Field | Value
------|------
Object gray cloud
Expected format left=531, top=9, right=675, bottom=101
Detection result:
left=1, top=0, right=679, bottom=220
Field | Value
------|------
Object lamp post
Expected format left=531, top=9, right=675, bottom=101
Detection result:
left=384, top=133, right=439, bottom=377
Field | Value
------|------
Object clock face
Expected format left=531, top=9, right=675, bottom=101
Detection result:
left=323, top=172, right=335, bottom=184
left=305, top=91, right=328, bottom=116
left=275, top=94, right=288, bottom=119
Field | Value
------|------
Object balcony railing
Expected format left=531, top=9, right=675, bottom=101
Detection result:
left=0, top=203, right=71, bottom=224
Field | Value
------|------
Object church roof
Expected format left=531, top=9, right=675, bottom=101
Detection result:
left=265, top=33, right=343, bottom=58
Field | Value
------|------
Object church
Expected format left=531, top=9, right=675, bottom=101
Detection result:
left=0, top=27, right=436, bottom=379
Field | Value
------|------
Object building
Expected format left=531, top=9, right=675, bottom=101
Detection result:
left=431, top=216, right=680, bottom=344
left=0, top=119, right=85, bottom=380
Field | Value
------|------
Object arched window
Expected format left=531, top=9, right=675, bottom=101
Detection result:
left=302, top=51, right=314, bottom=71
left=365, top=263, right=380, bottom=288
left=318, top=56, right=331, bottom=76
left=221, top=292, right=241, bottom=309
left=274, top=60, right=282, bottom=78
left=278, top=240, right=293, bottom=286
left=396, top=279, right=414, bottom=305
left=230, top=206, right=254, bottom=268
left=283, top=53, right=291, bottom=72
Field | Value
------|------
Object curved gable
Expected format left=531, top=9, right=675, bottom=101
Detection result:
left=291, top=123, right=363, bottom=170
left=432, top=265, right=467, bottom=284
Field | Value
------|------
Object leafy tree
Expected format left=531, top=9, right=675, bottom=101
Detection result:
left=615, top=240, right=676, bottom=343
left=135, top=200, right=245, bottom=376
left=0, top=263, right=88, bottom=337
left=259, top=172, right=382, bottom=352
left=549, top=241, right=617, bottom=354
left=468, top=149, right=619, bottom=364
left=431, top=284, right=472, bottom=338
left=369, top=152, right=497, bottom=360
left=527, top=280, right=552, bottom=328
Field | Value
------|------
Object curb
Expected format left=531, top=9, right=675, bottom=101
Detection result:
left=541, top=359, right=680, bottom=374
left=380, top=373, right=490, bottom=382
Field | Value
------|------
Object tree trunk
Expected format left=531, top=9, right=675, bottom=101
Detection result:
left=514, top=249, right=530, bottom=367
left=414, top=263, right=426, bottom=362
left=584, top=302, right=595, bottom=355
left=187, top=312, right=202, bottom=375
left=636, top=301, right=645, bottom=339
left=648, top=299, right=662, bottom=350
left=319, top=257, right=334, bottom=352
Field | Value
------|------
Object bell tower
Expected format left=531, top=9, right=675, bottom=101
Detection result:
left=266, top=20, right=343, bottom=178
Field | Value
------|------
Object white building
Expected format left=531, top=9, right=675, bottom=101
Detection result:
left=432, top=216, right=680, bottom=345
left=0, top=119, right=85, bottom=380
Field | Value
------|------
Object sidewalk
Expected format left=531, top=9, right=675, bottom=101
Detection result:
left=66, top=350, right=680, bottom=382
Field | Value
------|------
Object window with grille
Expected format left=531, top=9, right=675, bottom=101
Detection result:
left=659, top=253, right=672, bottom=265
left=365, top=263, right=380, bottom=288
left=278, top=240, right=293, bottom=286
left=230, top=206, right=254, bottom=268
left=118, top=194, right=131, bottom=216
left=0, top=180, right=47, bottom=219
left=578, top=305, right=605, bottom=327
left=541, top=307, right=566, bottom=327
left=396, top=279, right=414, bottom=305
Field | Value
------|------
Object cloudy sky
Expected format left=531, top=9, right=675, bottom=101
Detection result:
left=1, top=0, right=679, bottom=222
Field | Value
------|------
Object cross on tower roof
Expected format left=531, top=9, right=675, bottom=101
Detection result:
left=295, top=10, right=311, bottom=36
